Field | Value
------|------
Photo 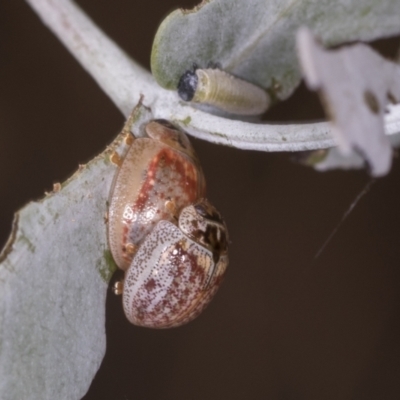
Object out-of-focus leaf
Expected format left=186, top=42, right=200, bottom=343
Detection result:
left=314, top=148, right=366, bottom=172
left=313, top=132, right=400, bottom=173
left=0, top=102, right=152, bottom=400
left=151, top=0, right=400, bottom=101
left=297, top=28, right=400, bottom=176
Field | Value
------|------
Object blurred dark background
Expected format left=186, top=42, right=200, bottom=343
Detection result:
left=1, top=1, right=400, bottom=399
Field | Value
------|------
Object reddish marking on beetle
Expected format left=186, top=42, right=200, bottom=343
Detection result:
left=129, top=239, right=211, bottom=327
left=135, top=148, right=199, bottom=211
left=118, top=147, right=202, bottom=267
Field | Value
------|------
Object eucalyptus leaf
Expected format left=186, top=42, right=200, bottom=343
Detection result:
left=297, top=28, right=400, bottom=176
left=151, top=0, right=400, bottom=101
left=0, top=102, right=151, bottom=400
left=314, top=132, right=400, bottom=173
left=25, top=0, right=400, bottom=157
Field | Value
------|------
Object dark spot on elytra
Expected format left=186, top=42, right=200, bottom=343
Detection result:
left=144, top=279, right=156, bottom=292
left=364, top=90, right=380, bottom=114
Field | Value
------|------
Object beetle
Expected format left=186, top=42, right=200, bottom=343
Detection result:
left=108, top=116, right=228, bottom=328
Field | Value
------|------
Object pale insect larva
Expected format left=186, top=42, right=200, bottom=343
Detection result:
left=177, top=67, right=270, bottom=116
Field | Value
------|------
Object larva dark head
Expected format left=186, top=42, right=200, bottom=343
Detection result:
left=177, top=69, right=198, bottom=101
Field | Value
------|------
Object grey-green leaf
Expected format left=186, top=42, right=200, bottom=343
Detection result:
left=151, top=0, right=400, bottom=101
left=0, top=102, right=151, bottom=400
left=297, top=28, right=400, bottom=177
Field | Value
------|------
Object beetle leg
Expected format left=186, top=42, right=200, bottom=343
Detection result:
left=113, top=280, right=124, bottom=295
left=165, top=199, right=178, bottom=219
left=110, top=151, right=123, bottom=167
